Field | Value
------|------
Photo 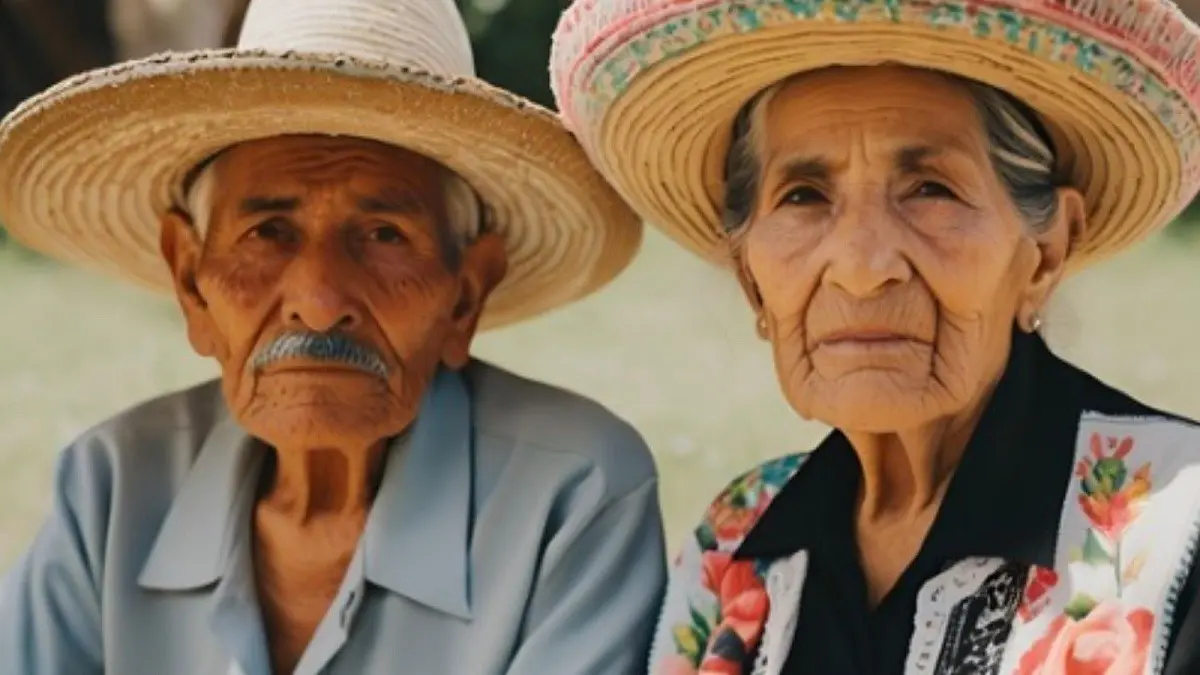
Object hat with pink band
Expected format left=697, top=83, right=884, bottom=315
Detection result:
left=549, top=0, right=1200, bottom=272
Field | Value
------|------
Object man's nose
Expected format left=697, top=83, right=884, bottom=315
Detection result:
left=280, top=254, right=363, bottom=333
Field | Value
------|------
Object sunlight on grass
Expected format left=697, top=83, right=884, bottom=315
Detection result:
left=1, top=229, right=1197, bottom=565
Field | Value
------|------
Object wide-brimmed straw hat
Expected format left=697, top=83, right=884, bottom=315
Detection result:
left=0, top=0, right=643, bottom=330
left=549, top=0, right=1200, bottom=272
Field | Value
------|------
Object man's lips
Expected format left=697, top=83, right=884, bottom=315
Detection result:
left=260, top=361, right=377, bottom=375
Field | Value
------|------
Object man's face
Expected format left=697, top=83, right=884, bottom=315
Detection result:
left=161, top=135, right=507, bottom=450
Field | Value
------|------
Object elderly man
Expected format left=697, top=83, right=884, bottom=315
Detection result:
left=0, top=0, right=662, bottom=674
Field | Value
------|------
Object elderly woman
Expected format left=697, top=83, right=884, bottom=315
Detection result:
left=552, top=0, right=1200, bottom=673
left=0, top=0, right=667, bottom=673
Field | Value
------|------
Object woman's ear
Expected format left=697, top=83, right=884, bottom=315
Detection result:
left=729, top=235, right=769, bottom=337
left=1020, top=187, right=1082, bottom=324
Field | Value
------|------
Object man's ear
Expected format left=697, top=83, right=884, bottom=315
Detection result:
left=440, top=232, right=508, bottom=369
left=160, top=208, right=218, bottom=357
left=1020, top=187, right=1082, bottom=326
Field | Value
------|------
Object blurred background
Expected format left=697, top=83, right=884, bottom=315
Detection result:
left=1, top=0, right=1198, bottom=568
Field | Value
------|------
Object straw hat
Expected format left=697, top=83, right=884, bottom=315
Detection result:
left=549, top=0, right=1200, bottom=272
left=0, top=0, right=643, bottom=330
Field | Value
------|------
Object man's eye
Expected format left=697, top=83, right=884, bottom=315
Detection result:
left=912, top=181, right=957, bottom=200
left=369, top=225, right=408, bottom=244
left=248, top=218, right=294, bottom=242
left=779, top=186, right=828, bottom=207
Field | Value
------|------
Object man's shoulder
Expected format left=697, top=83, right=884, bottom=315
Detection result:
left=462, top=359, right=658, bottom=488
left=60, top=379, right=226, bottom=477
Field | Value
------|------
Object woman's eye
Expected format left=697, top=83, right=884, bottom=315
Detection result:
left=912, top=181, right=957, bottom=200
left=369, top=225, right=408, bottom=244
left=780, top=186, right=828, bottom=207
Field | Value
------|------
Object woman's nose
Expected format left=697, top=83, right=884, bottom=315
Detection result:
left=821, top=203, right=912, bottom=298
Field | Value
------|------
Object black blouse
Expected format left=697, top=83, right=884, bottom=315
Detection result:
left=734, top=332, right=1200, bottom=674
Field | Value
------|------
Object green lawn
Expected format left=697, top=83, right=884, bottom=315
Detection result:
left=1, top=228, right=1197, bottom=566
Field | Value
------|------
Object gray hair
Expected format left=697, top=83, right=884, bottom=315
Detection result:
left=722, top=71, right=1061, bottom=236
left=184, top=158, right=482, bottom=267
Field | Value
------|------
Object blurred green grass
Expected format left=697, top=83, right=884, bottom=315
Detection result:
left=1, top=227, right=1198, bottom=566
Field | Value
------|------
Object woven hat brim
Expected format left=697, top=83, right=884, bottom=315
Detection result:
left=559, top=11, right=1200, bottom=274
left=0, top=49, right=643, bottom=330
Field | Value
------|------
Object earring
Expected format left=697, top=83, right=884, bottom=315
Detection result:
left=755, top=315, right=769, bottom=340
left=1029, top=312, right=1043, bottom=333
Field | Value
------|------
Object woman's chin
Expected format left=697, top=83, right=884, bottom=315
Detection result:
left=789, top=371, right=948, bottom=433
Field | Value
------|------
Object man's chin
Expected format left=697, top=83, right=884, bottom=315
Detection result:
left=242, top=406, right=401, bottom=451
left=233, top=380, right=406, bottom=450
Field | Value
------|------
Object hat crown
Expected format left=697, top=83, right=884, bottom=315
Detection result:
left=237, top=0, right=476, bottom=76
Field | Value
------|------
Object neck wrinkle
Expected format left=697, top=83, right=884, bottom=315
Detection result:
left=260, top=442, right=388, bottom=523
left=847, top=381, right=995, bottom=524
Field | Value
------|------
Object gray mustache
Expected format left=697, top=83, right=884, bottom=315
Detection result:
left=252, top=331, right=389, bottom=379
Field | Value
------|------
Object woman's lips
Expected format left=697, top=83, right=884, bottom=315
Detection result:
left=811, top=328, right=931, bottom=354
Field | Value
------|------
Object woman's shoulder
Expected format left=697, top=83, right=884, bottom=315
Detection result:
left=1071, top=361, right=1198, bottom=428
left=690, top=452, right=811, bottom=554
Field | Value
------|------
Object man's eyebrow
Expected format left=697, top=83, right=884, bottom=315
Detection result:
left=236, top=192, right=427, bottom=216
left=358, top=187, right=425, bottom=215
left=357, top=196, right=424, bottom=214
left=239, top=197, right=299, bottom=215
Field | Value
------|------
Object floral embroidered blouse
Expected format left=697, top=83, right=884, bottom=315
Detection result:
left=650, top=332, right=1200, bottom=675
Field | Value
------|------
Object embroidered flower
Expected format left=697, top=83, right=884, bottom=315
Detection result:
left=1016, top=601, right=1153, bottom=675
left=704, top=496, right=767, bottom=546
left=1016, top=567, right=1060, bottom=623
left=1076, top=433, right=1152, bottom=542
left=694, top=454, right=805, bottom=552
left=662, top=553, right=771, bottom=674
left=1071, top=433, right=1153, bottom=597
left=656, top=455, right=805, bottom=675
left=1020, top=432, right=1158, bottom=673
left=696, top=552, right=770, bottom=671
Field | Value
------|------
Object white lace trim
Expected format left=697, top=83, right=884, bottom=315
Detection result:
left=751, top=551, right=808, bottom=675
left=905, top=558, right=1007, bottom=674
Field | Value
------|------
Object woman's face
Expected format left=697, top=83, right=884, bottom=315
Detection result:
left=739, top=66, right=1077, bottom=433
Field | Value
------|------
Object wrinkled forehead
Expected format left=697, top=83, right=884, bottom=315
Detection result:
left=768, top=65, right=979, bottom=113
left=757, top=66, right=990, bottom=166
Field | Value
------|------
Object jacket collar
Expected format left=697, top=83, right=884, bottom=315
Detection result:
left=138, top=367, right=475, bottom=619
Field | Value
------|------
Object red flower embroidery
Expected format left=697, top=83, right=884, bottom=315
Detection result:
left=1072, top=433, right=1153, bottom=598
left=705, top=495, right=768, bottom=545
left=660, top=456, right=806, bottom=674
left=1017, top=602, right=1153, bottom=675
left=696, top=552, right=770, bottom=672
left=1076, top=434, right=1151, bottom=543
left=1017, top=567, right=1060, bottom=623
